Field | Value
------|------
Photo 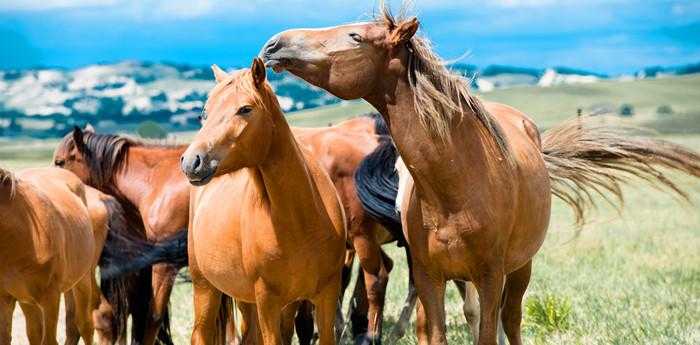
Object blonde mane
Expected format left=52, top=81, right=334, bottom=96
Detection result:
left=0, top=166, right=17, bottom=199
left=376, top=6, right=511, bottom=159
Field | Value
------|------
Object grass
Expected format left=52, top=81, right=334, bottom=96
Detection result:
left=4, top=76, right=700, bottom=344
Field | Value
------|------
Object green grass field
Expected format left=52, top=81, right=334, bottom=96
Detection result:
left=4, top=76, right=700, bottom=344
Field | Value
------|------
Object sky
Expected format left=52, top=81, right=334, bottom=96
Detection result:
left=1, top=0, right=699, bottom=74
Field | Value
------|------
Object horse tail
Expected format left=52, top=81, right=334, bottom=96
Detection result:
left=354, top=138, right=405, bottom=245
left=98, top=196, right=137, bottom=344
left=0, top=166, right=16, bottom=200
left=100, top=228, right=188, bottom=280
left=541, top=115, right=700, bottom=226
left=157, top=307, right=175, bottom=345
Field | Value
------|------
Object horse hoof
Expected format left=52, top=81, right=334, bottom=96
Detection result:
left=354, top=334, right=381, bottom=345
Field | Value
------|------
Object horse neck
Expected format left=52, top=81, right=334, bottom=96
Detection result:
left=110, top=145, right=185, bottom=208
left=256, top=109, right=323, bottom=230
left=365, top=76, right=507, bottom=211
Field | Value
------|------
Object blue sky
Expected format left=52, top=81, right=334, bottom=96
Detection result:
left=1, top=0, right=699, bottom=74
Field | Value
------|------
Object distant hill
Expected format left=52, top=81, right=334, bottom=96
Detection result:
left=1, top=60, right=698, bottom=138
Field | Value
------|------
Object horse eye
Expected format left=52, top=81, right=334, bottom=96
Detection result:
left=237, top=105, right=253, bottom=116
left=349, top=33, right=362, bottom=43
left=54, top=159, right=65, bottom=167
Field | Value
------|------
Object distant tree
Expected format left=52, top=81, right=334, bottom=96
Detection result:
left=656, top=105, right=673, bottom=116
left=136, top=121, right=168, bottom=139
left=619, top=104, right=635, bottom=117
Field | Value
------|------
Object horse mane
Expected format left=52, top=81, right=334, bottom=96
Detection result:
left=73, top=131, right=184, bottom=189
left=0, top=166, right=17, bottom=199
left=362, top=112, right=390, bottom=136
left=375, top=5, right=511, bottom=160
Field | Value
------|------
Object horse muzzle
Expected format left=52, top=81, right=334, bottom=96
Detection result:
left=180, top=150, right=218, bottom=186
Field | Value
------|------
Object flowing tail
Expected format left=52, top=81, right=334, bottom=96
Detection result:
left=100, top=228, right=188, bottom=280
left=541, top=115, right=700, bottom=226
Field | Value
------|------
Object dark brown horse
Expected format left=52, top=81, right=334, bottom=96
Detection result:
left=260, top=6, right=700, bottom=345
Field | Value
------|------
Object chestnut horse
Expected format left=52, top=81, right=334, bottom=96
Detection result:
left=56, top=117, right=405, bottom=344
left=0, top=167, right=96, bottom=345
left=180, top=58, right=346, bottom=345
left=54, top=125, right=190, bottom=345
left=260, top=7, right=700, bottom=345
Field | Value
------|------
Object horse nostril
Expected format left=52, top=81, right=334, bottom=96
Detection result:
left=193, top=154, right=202, bottom=171
left=262, top=34, right=282, bottom=57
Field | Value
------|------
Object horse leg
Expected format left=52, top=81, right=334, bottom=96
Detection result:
left=311, top=278, right=342, bottom=345
left=500, top=261, right=532, bottom=345
left=238, top=301, right=262, bottom=345
left=389, top=247, right=417, bottom=341
left=191, top=276, right=224, bottom=345
left=143, top=263, right=178, bottom=345
left=64, top=289, right=80, bottom=345
left=93, top=294, right=118, bottom=345
left=254, top=284, right=284, bottom=345
left=27, top=290, right=61, bottom=345
left=0, top=295, right=16, bottom=345
left=352, top=234, right=392, bottom=345
left=412, top=262, right=446, bottom=345
left=474, top=267, right=505, bottom=345
left=454, top=280, right=480, bottom=344
left=19, top=302, right=44, bottom=345
left=281, top=301, right=300, bottom=345
left=68, top=272, right=96, bottom=345
left=349, top=265, right=368, bottom=342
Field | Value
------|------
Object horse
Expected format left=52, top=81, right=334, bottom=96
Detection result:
left=56, top=116, right=407, bottom=344
left=260, top=6, right=700, bottom=345
left=53, top=124, right=191, bottom=345
left=179, top=58, right=347, bottom=345
left=0, top=166, right=97, bottom=345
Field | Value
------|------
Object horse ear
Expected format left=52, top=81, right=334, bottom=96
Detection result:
left=389, top=17, right=419, bottom=46
left=84, top=123, right=95, bottom=133
left=251, top=57, right=266, bottom=89
left=72, top=126, right=87, bottom=153
left=211, top=64, right=228, bottom=83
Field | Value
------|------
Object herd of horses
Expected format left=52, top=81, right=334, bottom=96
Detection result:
left=2, top=5, right=700, bottom=345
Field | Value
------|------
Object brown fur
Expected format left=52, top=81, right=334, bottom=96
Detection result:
left=55, top=128, right=187, bottom=345
left=56, top=116, right=399, bottom=345
left=0, top=167, right=97, bottom=345
left=181, top=59, right=346, bottom=345
left=260, top=5, right=700, bottom=345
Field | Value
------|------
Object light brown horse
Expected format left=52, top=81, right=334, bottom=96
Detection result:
left=260, top=6, right=700, bottom=345
left=0, top=166, right=96, bottom=345
left=180, top=58, right=346, bottom=345
left=56, top=116, right=405, bottom=344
